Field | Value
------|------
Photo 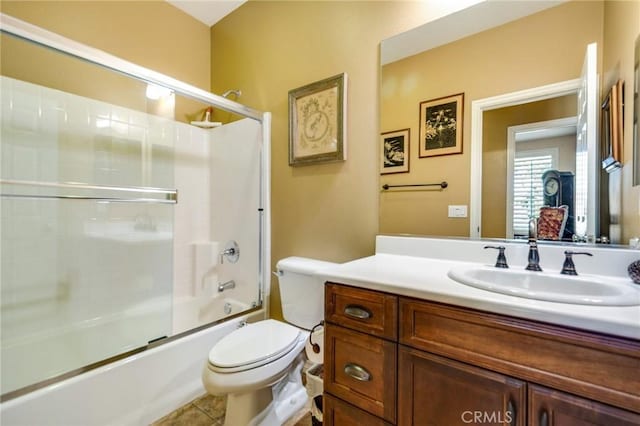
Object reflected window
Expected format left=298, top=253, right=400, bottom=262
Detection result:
left=513, top=150, right=556, bottom=236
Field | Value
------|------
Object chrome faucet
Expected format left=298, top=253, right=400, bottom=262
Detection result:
left=219, top=241, right=240, bottom=264
left=525, top=218, right=542, bottom=271
left=218, top=280, right=236, bottom=292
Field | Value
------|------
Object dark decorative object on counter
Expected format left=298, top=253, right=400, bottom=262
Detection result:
left=629, top=260, right=640, bottom=284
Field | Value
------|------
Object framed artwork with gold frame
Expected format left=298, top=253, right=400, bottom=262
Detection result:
left=288, top=73, right=347, bottom=166
left=418, top=93, right=464, bottom=158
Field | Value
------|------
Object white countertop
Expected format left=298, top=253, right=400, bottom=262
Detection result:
left=317, top=236, right=640, bottom=340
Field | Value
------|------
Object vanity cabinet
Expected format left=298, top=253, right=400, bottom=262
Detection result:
left=324, top=283, right=397, bottom=423
left=324, top=282, right=640, bottom=426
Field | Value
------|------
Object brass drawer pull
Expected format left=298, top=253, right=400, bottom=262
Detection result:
left=344, top=363, right=372, bottom=381
left=344, top=305, right=372, bottom=320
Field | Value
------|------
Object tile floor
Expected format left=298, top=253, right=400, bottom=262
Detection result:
left=151, top=393, right=312, bottom=426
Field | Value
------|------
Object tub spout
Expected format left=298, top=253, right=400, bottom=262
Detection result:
left=218, top=280, right=236, bottom=292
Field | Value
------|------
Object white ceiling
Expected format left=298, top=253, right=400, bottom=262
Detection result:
left=381, top=0, right=565, bottom=64
left=167, top=0, right=246, bottom=27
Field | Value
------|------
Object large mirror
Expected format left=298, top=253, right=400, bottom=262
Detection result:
left=379, top=0, right=638, bottom=245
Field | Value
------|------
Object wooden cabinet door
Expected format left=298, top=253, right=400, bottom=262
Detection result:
left=398, top=346, right=525, bottom=426
left=529, top=384, right=640, bottom=426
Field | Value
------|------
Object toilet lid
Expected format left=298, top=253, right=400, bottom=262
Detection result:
left=208, top=319, right=301, bottom=370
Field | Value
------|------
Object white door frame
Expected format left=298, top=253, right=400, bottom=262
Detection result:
left=469, top=78, right=581, bottom=238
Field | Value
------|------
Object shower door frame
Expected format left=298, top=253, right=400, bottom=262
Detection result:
left=0, top=12, right=271, bottom=399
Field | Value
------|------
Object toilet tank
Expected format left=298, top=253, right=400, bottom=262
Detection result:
left=276, top=257, right=337, bottom=330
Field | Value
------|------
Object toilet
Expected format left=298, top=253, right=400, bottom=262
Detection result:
left=202, top=257, right=335, bottom=426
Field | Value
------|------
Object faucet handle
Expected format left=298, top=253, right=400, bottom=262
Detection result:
left=561, top=251, right=593, bottom=275
left=529, top=217, right=538, bottom=240
left=219, top=240, right=240, bottom=264
left=484, top=245, right=509, bottom=268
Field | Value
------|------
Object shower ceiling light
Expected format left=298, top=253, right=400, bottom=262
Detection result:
left=146, top=84, right=173, bottom=100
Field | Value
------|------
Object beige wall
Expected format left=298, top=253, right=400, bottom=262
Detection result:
left=380, top=1, right=604, bottom=237
left=482, top=96, right=577, bottom=238
left=602, top=1, right=640, bottom=243
left=1, top=0, right=211, bottom=122
left=210, top=1, right=441, bottom=319
left=1, top=1, right=210, bottom=89
left=519, top=135, right=577, bottom=174
left=1, top=33, right=150, bottom=115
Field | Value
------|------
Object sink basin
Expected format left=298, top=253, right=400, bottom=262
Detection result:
left=447, top=266, right=640, bottom=306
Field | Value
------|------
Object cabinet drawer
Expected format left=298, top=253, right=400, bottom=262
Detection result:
left=399, top=297, right=640, bottom=413
left=324, top=394, right=393, bottom=426
left=324, top=323, right=397, bottom=422
left=325, top=282, right=397, bottom=340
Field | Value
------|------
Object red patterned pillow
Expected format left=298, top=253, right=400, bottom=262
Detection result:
left=538, top=206, right=568, bottom=240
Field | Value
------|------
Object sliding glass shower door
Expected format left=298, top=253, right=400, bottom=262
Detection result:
left=1, top=14, right=269, bottom=399
left=0, top=37, right=176, bottom=395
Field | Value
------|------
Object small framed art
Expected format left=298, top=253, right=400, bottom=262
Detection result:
left=419, top=93, right=464, bottom=158
left=381, top=128, right=410, bottom=174
left=288, top=73, right=347, bottom=166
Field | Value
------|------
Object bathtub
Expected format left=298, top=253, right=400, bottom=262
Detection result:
left=172, top=295, right=251, bottom=335
left=1, top=295, right=173, bottom=396
left=0, top=307, right=264, bottom=425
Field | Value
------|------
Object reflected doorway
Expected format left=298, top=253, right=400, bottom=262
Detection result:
left=506, top=118, right=578, bottom=240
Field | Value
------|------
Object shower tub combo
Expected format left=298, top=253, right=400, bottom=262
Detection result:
left=0, top=13, right=271, bottom=425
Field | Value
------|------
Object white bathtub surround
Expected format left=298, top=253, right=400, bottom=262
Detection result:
left=0, top=312, right=264, bottom=426
left=172, top=118, right=265, bottom=336
left=317, top=235, right=640, bottom=340
left=192, top=241, right=220, bottom=293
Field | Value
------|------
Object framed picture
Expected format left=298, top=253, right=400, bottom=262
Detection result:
left=419, top=93, right=464, bottom=158
left=601, top=80, right=624, bottom=173
left=288, top=73, right=347, bottom=166
left=380, top=129, right=410, bottom=174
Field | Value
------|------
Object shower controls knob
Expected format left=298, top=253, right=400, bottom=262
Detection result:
left=219, top=240, right=240, bottom=264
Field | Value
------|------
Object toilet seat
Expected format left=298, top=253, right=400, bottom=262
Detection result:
left=208, top=319, right=301, bottom=373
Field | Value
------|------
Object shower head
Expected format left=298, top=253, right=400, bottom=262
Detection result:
left=221, top=89, right=241, bottom=99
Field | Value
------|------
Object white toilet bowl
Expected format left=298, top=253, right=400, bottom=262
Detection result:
left=201, top=257, right=336, bottom=426
left=202, top=319, right=309, bottom=426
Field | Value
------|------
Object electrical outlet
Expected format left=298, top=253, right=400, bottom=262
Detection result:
left=448, top=205, right=468, bottom=218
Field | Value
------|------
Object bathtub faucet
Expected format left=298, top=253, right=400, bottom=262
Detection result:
left=218, top=280, right=236, bottom=292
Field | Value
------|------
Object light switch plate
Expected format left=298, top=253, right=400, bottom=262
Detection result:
left=448, top=205, right=468, bottom=218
